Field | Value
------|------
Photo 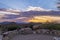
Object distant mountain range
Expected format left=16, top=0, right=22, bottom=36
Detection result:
left=0, top=21, right=29, bottom=25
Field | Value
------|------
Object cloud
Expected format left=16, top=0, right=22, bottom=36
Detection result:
left=0, top=14, right=5, bottom=19
left=13, top=17, right=31, bottom=22
left=0, top=14, right=31, bottom=22
left=0, top=9, right=21, bottom=19
left=0, top=11, right=19, bottom=15
left=0, top=17, right=30, bottom=22
left=16, top=17, right=28, bottom=19
left=0, top=12, right=19, bottom=22
left=0, top=7, right=60, bottom=23
left=2, top=14, right=21, bottom=19
left=6, top=8, right=21, bottom=13
left=26, top=6, right=51, bottom=11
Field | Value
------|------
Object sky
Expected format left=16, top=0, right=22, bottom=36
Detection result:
left=0, top=0, right=57, bottom=10
left=0, top=0, right=60, bottom=23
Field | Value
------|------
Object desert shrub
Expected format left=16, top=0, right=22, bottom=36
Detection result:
left=7, top=26, right=20, bottom=31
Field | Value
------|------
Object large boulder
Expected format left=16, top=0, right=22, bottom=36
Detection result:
left=33, top=25, right=40, bottom=30
left=20, top=28, right=33, bottom=34
left=56, top=30, right=60, bottom=36
left=2, top=30, right=18, bottom=40
left=40, top=29, right=50, bottom=34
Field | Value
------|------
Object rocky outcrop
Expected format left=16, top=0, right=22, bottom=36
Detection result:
left=2, top=28, right=60, bottom=40
left=19, top=28, right=33, bottom=34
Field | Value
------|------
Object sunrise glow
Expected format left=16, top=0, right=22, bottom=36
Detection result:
left=28, top=16, right=60, bottom=23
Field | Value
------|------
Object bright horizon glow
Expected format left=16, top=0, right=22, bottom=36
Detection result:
left=28, top=16, right=60, bottom=23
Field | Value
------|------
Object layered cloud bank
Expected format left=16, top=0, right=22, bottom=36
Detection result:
left=0, top=6, right=60, bottom=23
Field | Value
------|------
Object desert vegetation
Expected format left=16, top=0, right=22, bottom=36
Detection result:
left=0, top=22, right=60, bottom=33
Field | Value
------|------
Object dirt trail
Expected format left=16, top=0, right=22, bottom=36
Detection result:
left=11, top=34, right=54, bottom=40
